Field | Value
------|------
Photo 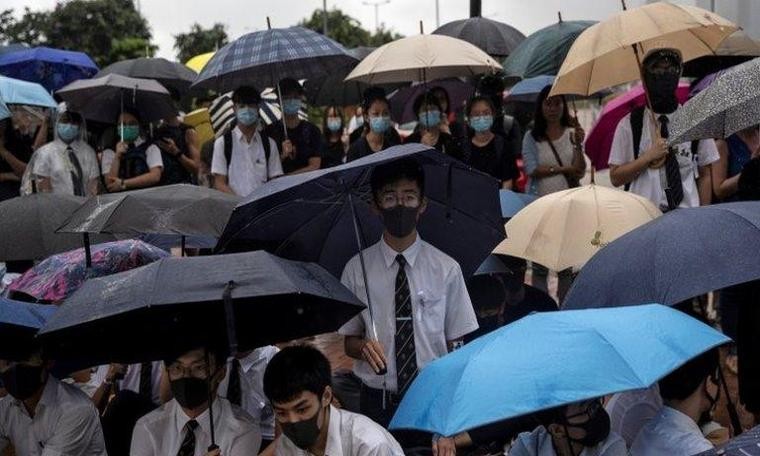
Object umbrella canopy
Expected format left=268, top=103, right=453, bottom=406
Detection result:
left=0, top=193, right=115, bottom=262
left=186, top=52, right=215, bottom=73
left=432, top=17, right=525, bottom=59
left=8, top=239, right=168, bottom=303
left=684, top=30, right=760, bottom=78
left=57, top=184, right=241, bottom=238
left=56, top=73, right=175, bottom=123
left=0, top=75, right=57, bottom=108
left=38, top=251, right=365, bottom=366
left=345, top=34, right=502, bottom=85
left=669, top=57, right=760, bottom=145
left=696, top=424, right=760, bottom=455
left=389, top=304, right=729, bottom=436
left=585, top=82, right=691, bottom=171
left=499, top=189, right=537, bottom=218
left=207, top=88, right=308, bottom=137
left=506, top=75, right=555, bottom=102
left=0, top=297, right=57, bottom=360
left=0, top=46, right=98, bottom=92
left=0, top=96, right=9, bottom=121
left=550, top=3, right=737, bottom=97
left=494, top=184, right=661, bottom=271
left=388, top=78, right=474, bottom=124
left=502, top=20, right=596, bottom=79
left=192, top=26, right=356, bottom=92
left=564, top=202, right=760, bottom=309
left=96, top=57, right=198, bottom=95
left=0, top=44, right=27, bottom=56
left=216, top=144, right=505, bottom=279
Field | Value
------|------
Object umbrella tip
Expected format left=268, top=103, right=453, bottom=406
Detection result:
left=267, top=17, right=272, bottom=30
left=557, top=11, right=563, bottom=23
left=621, top=0, right=628, bottom=11
left=590, top=166, right=596, bottom=185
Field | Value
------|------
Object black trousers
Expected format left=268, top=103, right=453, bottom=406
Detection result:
left=359, top=384, right=431, bottom=449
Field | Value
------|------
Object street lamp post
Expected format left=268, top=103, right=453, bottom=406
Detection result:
left=363, top=0, right=391, bottom=33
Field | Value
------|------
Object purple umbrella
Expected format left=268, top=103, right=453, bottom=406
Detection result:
left=8, top=239, right=168, bottom=303
left=388, top=79, right=475, bottom=124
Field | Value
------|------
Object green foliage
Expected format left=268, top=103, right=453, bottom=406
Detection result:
left=174, top=23, right=228, bottom=64
left=299, top=8, right=402, bottom=49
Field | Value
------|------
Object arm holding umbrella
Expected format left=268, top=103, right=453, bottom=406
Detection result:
left=608, top=118, right=669, bottom=188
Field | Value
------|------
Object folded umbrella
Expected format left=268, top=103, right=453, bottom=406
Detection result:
left=669, top=57, right=760, bottom=145
left=0, top=75, right=57, bottom=108
left=388, top=78, right=474, bottom=124
left=8, top=239, right=168, bottom=303
left=0, top=297, right=57, bottom=360
left=494, top=183, right=661, bottom=271
left=432, top=17, right=525, bottom=59
left=0, top=46, right=98, bottom=92
left=96, top=57, right=198, bottom=96
left=38, top=251, right=364, bottom=366
left=56, top=73, right=175, bottom=124
left=564, top=201, right=760, bottom=309
left=390, top=304, right=729, bottom=436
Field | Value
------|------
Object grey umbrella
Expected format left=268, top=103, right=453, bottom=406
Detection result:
left=669, top=57, right=760, bottom=145
left=304, top=47, right=378, bottom=106
left=56, top=73, right=176, bottom=123
left=0, top=194, right=114, bottom=262
left=433, top=17, right=526, bottom=59
left=95, top=57, right=198, bottom=95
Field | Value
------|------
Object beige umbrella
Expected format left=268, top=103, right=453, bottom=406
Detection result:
left=493, top=184, right=661, bottom=271
left=344, top=34, right=502, bottom=84
left=550, top=2, right=737, bottom=97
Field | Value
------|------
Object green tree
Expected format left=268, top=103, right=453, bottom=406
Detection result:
left=174, top=23, right=228, bottom=63
left=369, top=25, right=403, bottom=47
left=299, top=8, right=401, bottom=49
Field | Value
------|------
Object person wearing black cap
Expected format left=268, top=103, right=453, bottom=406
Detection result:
left=609, top=48, right=719, bottom=211
left=264, top=78, right=324, bottom=175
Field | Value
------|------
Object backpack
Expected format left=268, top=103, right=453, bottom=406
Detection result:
left=118, top=142, right=152, bottom=180
left=625, top=106, right=699, bottom=191
left=222, top=123, right=272, bottom=181
left=156, top=123, right=194, bottom=186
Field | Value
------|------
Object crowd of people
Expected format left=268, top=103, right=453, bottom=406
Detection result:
left=2, top=39, right=760, bottom=456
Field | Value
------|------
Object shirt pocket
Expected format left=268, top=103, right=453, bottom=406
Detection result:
left=416, top=291, right=447, bottom=335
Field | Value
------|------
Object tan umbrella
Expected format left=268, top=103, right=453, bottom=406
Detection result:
left=550, top=2, right=737, bottom=97
left=493, top=184, right=661, bottom=271
left=344, top=34, right=502, bottom=84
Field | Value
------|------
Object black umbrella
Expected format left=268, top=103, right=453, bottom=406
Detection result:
left=0, top=297, right=56, bottom=360
left=433, top=17, right=526, bottom=59
left=683, top=31, right=760, bottom=79
left=0, top=193, right=114, bottom=262
left=95, top=57, right=198, bottom=95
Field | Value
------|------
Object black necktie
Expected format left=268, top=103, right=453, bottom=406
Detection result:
left=177, top=419, right=198, bottom=456
left=394, top=254, right=417, bottom=397
left=66, top=146, right=85, bottom=196
left=139, top=362, right=152, bottom=401
left=226, top=358, right=242, bottom=406
left=658, top=115, right=684, bottom=210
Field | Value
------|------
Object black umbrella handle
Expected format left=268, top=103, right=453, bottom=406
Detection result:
left=223, top=281, right=238, bottom=355
left=718, top=364, right=743, bottom=436
left=204, top=348, right=218, bottom=447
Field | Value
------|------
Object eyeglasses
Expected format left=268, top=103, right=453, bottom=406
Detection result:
left=565, top=399, right=602, bottom=422
left=379, top=192, right=421, bottom=209
left=167, top=362, right=210, bottom=379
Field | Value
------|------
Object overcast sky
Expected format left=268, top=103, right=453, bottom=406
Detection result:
left=4, top=0, right=703, bottom=61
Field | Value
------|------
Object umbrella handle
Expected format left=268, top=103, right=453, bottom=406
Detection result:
left=83, top=233, right=92, bottom=269
left=223, top=281, right=238, bottom=355
left=347, top=191, right=387, bottom=376
left=205, top=348, right=218, bottom=447
left=718, top=364, right=743, bottom=436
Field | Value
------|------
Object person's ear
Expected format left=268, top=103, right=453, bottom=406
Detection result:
left=418, top=196, right=428, bottom=215
left=321, top=386, right=333, bottom=408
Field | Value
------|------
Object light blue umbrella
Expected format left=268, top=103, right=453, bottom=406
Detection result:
left=389, top=304, right=729, bottom=436
left=500, top=189, right=537, bottom=218
left=507, top=74, right=555, bottom=102
left=0, top=95, right=9, bottom=120
left=0, top=75, right=57, bottom=108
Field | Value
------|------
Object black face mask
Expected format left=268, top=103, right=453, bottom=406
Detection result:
left=565, top=405, right=611, bottom=449
left=644, top=70, right=680, bottom=114
left=170, top=377, right=209, bottom=409
left=380, top=205, right=419, bottom=238
left=1, top=364, right=45, bottom=400
left=281, top=404, right=326, bottom=450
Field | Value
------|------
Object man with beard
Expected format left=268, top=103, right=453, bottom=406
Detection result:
left=608, top=48, right=718, bottom=211
left=130, top=346, right=261, bottom=456
left=339, top=158, right=478, bottom=427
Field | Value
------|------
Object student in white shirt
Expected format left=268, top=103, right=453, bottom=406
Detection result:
left=509, top=399, right=627, bottom=456
left=131, top=346, right=261, bottom=456
left=211, top=86, right=283, bottom=196
left=339, top=158, right=479, bottom=427
left=217, top=346, right=279, bottom=450
left=0, top=350, right=107, bottom=455
left=102, top=109, right=164, bottom=192
left=605, top=384, right=662, bottom=448
left=263, top=345, right=404, bottom=456
left=608, top=48, right=718, bottom=211
left=630, top=348, right=720, bottom=456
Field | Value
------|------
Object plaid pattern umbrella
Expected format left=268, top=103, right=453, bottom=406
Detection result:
left=192, top=26, right=356, bottom=92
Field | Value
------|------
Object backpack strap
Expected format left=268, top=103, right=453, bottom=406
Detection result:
left=625, top=106, right=646, bottom=191
left=224, top=127, right=272, bottom=182
left=224, top=129, right=233, bottom=172
left=260, top=131, right=271, bottom=181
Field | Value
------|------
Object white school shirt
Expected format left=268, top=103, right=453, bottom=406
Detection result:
left=630, top=406, right=713, bottom=456
left=92, top=361, right=163, bottom=405
left=508, top=426, right=628, bottom=456
left=101, top=137, right=164, bottom=174
left=605, top=384, right=663, bottom=448
left=0, top=377, right=107, bottom=456
left=211, top=125, right=283, bottom=196
left=338, top=235, right=479, bottom=391
left=608, top=107, right=719, bottom=209
left=130, top=397, right=261, bottom=456
left=217, top=345, right=279, bottom=440
left=30, top=139, right=100, bottom=196
left=276, top=405, right=404, bottom=456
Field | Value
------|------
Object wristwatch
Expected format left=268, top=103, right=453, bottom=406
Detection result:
left=550, top=166, right=556, bottom=174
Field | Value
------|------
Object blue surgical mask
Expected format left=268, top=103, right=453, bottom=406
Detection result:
left=236, top=107, right=259, bottom=126
left=57, top=123, right=80, bottom=143
left=469, top=115, right=493, bottom=133
left=327, top=117, right=342, bottom=132
left=282, top=98, right=302, bottom=115
left=418, top=110, right=441, bottom=129
left=369, top=116, right=391, bottom=134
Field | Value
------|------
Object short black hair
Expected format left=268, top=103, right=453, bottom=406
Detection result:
left=658, top=347, right=719, bottom=401
left=362, top=86, right=388, bottom=112
left=59, top=111, right=83, bottom=125
left=466, top=274, right=506, bottom=314
left=429, top=86, right=451, bottom=115
left=278, top=77, right=304, bottom=97
left=413, top=92, right=443, bottom=116
left=643, top=48, right=683, bottom=72
left=263, top=345, right=332, bottom=404
left=466, top=95, right=496, bottom=117
left=117, top=108, right=141, bottom=123
left=232, top=86, right=261, bottom=105
left=163, top=345, right=228, bottom=372
left=370, top=158, right=425, bottom=200
left=477, top=74, right=506, bottom=97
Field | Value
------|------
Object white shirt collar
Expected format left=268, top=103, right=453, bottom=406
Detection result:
left=323, top=405, right=343, bottom=456
left=173, top=397, right=221, bottom=437
left=235, top=348, right=268, bottom=373
left=379, top=234, right=422, bottom=270
left=234, top=124, right=262, bottom=144
left=660, top=405, right=703, bottom=435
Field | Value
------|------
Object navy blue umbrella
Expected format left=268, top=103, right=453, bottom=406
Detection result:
left=564, top=202, right=760, bottom=309
left=0, top=46, right=98, bottom=92
left=0, top=297, right=57, bottom=360
left=192, top=26, right=356, bottom=93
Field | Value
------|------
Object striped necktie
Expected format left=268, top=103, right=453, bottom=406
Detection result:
left=177, top=419, right=198, bottom=456
left=394, top=254, right=417, bottom=397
